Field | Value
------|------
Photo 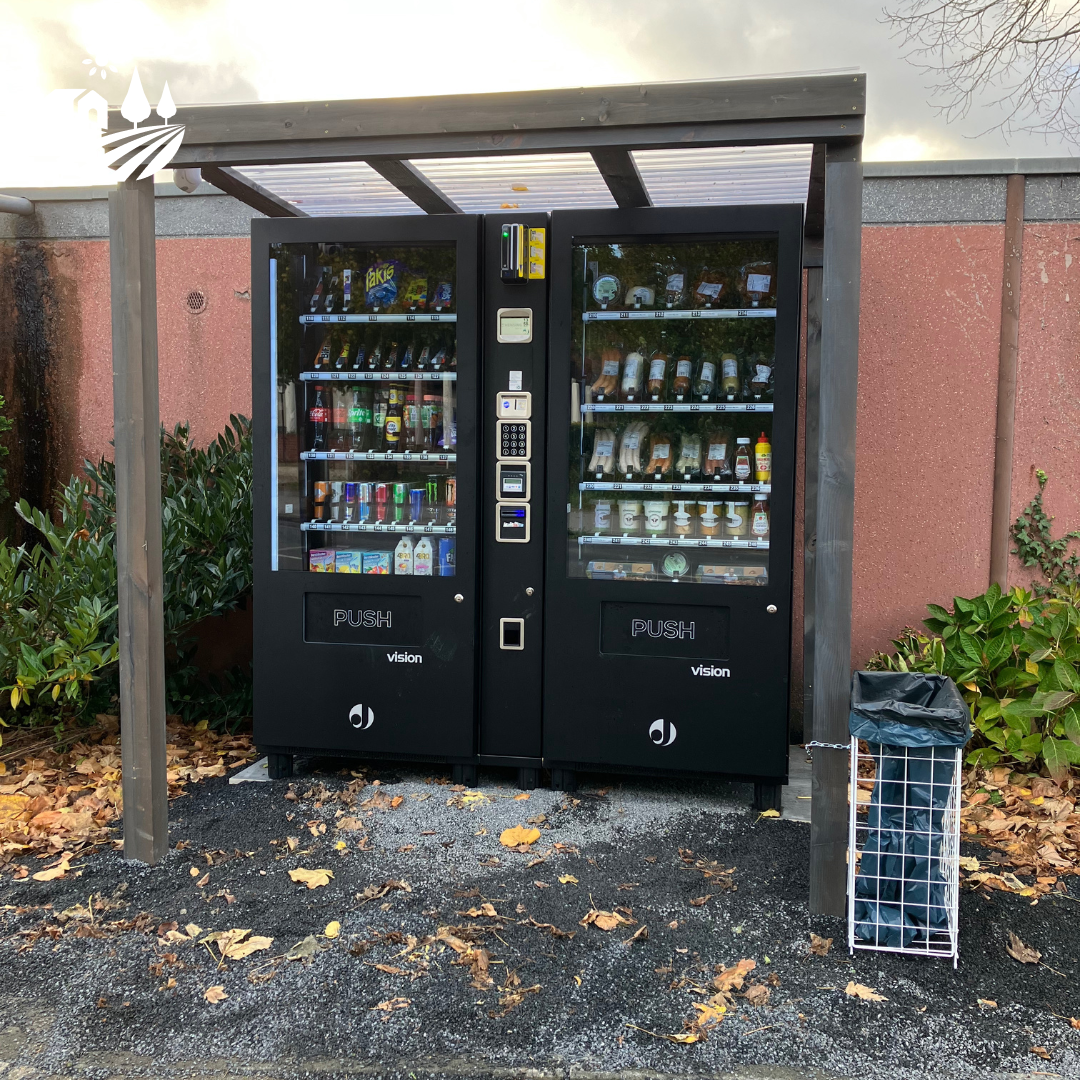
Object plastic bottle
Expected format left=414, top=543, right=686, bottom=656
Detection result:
left=414, top=537, right=434, bottom=576
left=309, top=386, right=329, bottom=451
left=754, top=432, right=772, bottom=484
left=394, top=536, right=414, bottom=575
left=733, top=437, right=752, bottom=482
left=751, top=494, right=771, bottom=540
left=348, top=387, right=373, bottom=452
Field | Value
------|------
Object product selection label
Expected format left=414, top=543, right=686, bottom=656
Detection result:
left=304, top=592, right=422, bottom=647
left=600, top=602, right=729, bottom=660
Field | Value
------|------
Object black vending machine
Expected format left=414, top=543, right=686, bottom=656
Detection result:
left=252, top=215, right=483, bottom=778
left=542, top=206, right=802, bottom=802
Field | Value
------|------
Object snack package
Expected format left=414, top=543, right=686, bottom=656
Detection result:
left=645, top=433, right=673, bottom=476
left=587, top=428, right=617, bottom=475
left=309, top=549, right=335, bottom=572
left=702, top=429, right=733, bottom=479
left=675, top=435, right=702, bottom=476
left=694, top=268, right=725, bottom=307
left=590, top=347, right=622, bottom=399
left=621, top=350, right=644, bottom=400
left=617, top=421, right=648, bottom=475
left=362, top=551, right=392, bottom=575
left=401, top=274, right=428, bottom=311
left=432, top=281, right=453, bottom=310
left=365, top=259, right=402, bottom=310
left=625, top=284, right=654, bottom=307
left=664, top=271, right=686, bottom=308
left=696, top=564, right=768, bottom=585
left=335, top=550, right=365, bottom=573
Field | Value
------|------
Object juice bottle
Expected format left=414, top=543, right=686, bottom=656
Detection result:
left=394, top=536, right=414, bottom=575
left=414, top=537, right=434, bottom=576
left=754, top=432, right=772, bottom=484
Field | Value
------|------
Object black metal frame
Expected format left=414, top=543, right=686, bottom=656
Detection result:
left=542, top=204, right=803, bottom=786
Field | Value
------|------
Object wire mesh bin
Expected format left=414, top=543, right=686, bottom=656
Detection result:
left=848, top=738, right=962, bottom=965
left=845, top=671, right=971, bottom=967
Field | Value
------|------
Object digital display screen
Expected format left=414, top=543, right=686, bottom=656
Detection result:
left=500, top=315, right=530, bottom=338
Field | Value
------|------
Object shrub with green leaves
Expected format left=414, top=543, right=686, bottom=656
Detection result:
left=0, top=415, right=252, bottom=734
left=868, top=582, right=1080, bottom=779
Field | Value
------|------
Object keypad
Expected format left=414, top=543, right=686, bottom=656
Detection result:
left=498, top=421, right=529, bottom=458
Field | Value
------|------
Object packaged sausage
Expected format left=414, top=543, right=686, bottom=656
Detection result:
left=672, top=355, right=693, bottom=401
left=590, top=347, right=622, bottom=399
left=702, top=428, right=733, bottom=479
left=675, top=435, right=702, bottom=478
left=695, top=357, right=717, bottom=401
left=621, top=350, right=645, bottom=400
left=645, top=433, right=673, bottom=477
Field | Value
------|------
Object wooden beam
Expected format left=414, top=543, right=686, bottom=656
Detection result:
left=200, top=165, right=308, bottom=218
left=990, top=174, right=1025, bottom=588
left=590, top=148, right=651, bottom=208
left=809, top=144, right=862, bottom=917
left=108, top=177, right=168, bottom=865
left=170, top=116, right=864, bottom=169
left=365, top=159, right=461, bottom=215
left=804, top=143, right=826, bottom=238
left=803, top=266, right=823, bottom=742
left=114, top=74, right=865, bottom=147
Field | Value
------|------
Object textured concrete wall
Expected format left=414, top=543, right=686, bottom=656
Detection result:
left=852, top=224, right=1004, bottom=663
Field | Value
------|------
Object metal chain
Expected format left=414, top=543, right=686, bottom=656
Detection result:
left=804, top=740, right=851, bottom=751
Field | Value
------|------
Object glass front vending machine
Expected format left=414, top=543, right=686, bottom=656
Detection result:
left=252, top=216, right=481, bottom=778
left=542, top=206, right=802, bottom=800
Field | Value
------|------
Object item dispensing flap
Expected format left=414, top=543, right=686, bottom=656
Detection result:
left=849, top=671, right=972, bottom=748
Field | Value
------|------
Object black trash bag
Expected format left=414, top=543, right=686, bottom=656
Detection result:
left=849, top=671, right=971, bottom=949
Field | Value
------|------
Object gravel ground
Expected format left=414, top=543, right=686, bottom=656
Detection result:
left=0, top=761, right=1078, bottom=1080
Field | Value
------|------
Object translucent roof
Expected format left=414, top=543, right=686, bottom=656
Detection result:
left=236, top=145, right=813, bottom=216
left=633, top=145, right=814, bottom=206
left=410, top=154, right=616, bottom=212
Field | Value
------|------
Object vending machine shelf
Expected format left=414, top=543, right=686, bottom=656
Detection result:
left=300, top=313, right=457, bottom=325
left=299, top=371, right=458, bottom=382
left=581, top=308, right=776, bottom=321
left=578, top=534, right=769, bottom=550
left=301, top=521, right=458, bottom=535
left=582, top=402, right=773, bottom=413
left=301, top=450, right=457, bottom=462
left=580, top=481, right=771, bottom=494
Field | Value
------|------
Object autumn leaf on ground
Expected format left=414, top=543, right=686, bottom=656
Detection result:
left=202, top=928, right=274, bottom=961
left=623, top=925, right=648, bottom=946
left=204, top=986, right=228, bottom=1004
left=958, top=856, right=981, bottom=872
left=1031, top=1046, right=1051, bottom=1061
left=580, top=908, right=634, bottom=932
left=32, top=852, right=74, bottom=882
left=1006, top=931, right=1041, bottom=965
left=977, top=998, right=997, bottom=1008
left=289, top=867, right=333, bottom=889
left=324, top=921, right=341, bottom=939
left=712, top=959, right=755, bottom=995
left=757, top=808, right=781, bottom=820
left=626, top=1023, right=701, bottom=1045
left=461, top=903, right=498, bottom=918
left=558, top=874, right=578, bottom=885
left=743, top=984, right=771, bottom=1006
left=286, top=935, right=322, bottom=962
left=844, top=981, right=887, bottom=1002
left=513, top=792, right=530, bottom=801
left=688, top=894, right=713, bottom=907
left=500, top=825, right=541, bottom=849
left=357, top=880, right=411, bottom=904
left=1070, top=1017, right=1080, bottom=1030
left=336, top=817, right=363, bottom=832
left=372, top=996, right=411, bottom=1012
left=809, top=933, right=833, bottom=957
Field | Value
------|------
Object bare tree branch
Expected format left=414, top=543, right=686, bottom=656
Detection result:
left=884, top=0, right=1080, bottom=144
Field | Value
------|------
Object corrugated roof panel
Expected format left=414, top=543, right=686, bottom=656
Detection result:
left=410, top=154, right=617, bottom=212
left=633, top=145, right=814, bottom=206
left=236, top=162, right=423, bottom=216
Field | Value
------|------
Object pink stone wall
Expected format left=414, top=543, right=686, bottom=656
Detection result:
left=1011, top=224, right=1080, bottom=587
left=53, top=238, right=252, bottom=474
left=851, top=225, right=1004, bottom=664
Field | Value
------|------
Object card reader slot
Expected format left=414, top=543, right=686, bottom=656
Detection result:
left=499, top=617, right=525, bottom=650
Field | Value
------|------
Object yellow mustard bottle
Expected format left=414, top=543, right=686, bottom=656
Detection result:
left=754, top=431, right=772, bottom=484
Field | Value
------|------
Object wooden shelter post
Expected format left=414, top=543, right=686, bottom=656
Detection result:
left=809, top=143, right=863, bottom=915
left=108, top=176, right=169, bottom=864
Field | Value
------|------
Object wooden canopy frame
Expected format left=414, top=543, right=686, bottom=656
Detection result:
left=107, top=73, right=864, bottom=915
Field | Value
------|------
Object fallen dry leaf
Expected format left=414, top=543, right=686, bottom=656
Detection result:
left=743, top=984, right=771, bottom=1006
left=623, top=924, right=648, bottom=946
left=1070, top=1017, right=1080, bottom=1030
left=758, top=808, right=781, bottom=819
left=809, top=933, right=833, bottom=957
left=977, top=998, right=997, bottom=1008
left=325, top=921, right=341, bottom=939
left=712, top=959, right=755, bottom=994
left=204, top=928, right=273, bottom=961
left=513, top=792, right=530, bottom=801
left=558, top=874, right=579, bottom=885
left=461, top=903, right=498, bottom=918
left=844, top=981, right=887, bottom=1002
left=288, top=867, right=334, bottom=889
left=958, top=856, right=981, bottom=872
left=1031, top=1046, right=1051, bottom=1061
left=372, top=996, right=411, bottom=1012
left=533, top=880, right=550, bottom=889
left=688, top=894, right=713, bottom=907
left=580, top=908, right=634, bottom=932
left=626, top=1022, right=701, bottom=1045
left=203, top=985, right=228, bottom=1004
left=196, top=873, right=210, bottom=888
left=1006, top=930, right=1041, bottom=965
left=499, top=826, right=541, bottom=849
left=32, top=852, right=74, bottom=882
left=286, top=935, right=322, bottom=962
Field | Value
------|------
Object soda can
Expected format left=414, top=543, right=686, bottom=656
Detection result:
left=375, top=483, right=389, bottom=522
left=425, top=475, right=442, bottom=524
left=409, top=487, right=425, bottom=523
left=445, top=476, right=456, bottom=523
left=357, top=482, right=372, bottom=523
left=393, top=482, right=408, bottom=523
left=438, top=537, right=455, bottom=577
left=344, top=482, right=360, bottom=523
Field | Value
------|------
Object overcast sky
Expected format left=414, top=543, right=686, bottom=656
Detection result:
left=2, top=0, right=1076, bottom=169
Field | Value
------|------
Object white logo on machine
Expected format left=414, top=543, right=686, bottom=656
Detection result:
left=632, top=619, right=695, bottom=640
left=349, top=704, right=375, bottom=730
left=333, top=608, right=392, bottom=629
left=648, top=718, right=677, bottom=747
left=692, top=664, right=731, bottom=677
left=386, top=651, right=423, bottom=664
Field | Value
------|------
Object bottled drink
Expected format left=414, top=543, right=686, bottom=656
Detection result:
left=384, top=386, right=404, bottom=451
left=373, top=389, right=389, bottom=450
left=348, top=387, right=373, bottom=451
left=403, top=393, right=422, bottom=451
left=414, top=537, right=434, bottom=576
left=330, top=386, right=349, bottom=450
left=751, top=494, right=771, bottom=540
left=309, top=386, right=329, bottom=450
left=394, top=536, right=414, bottom=575
left=422, top=394, right=439, bottom=449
